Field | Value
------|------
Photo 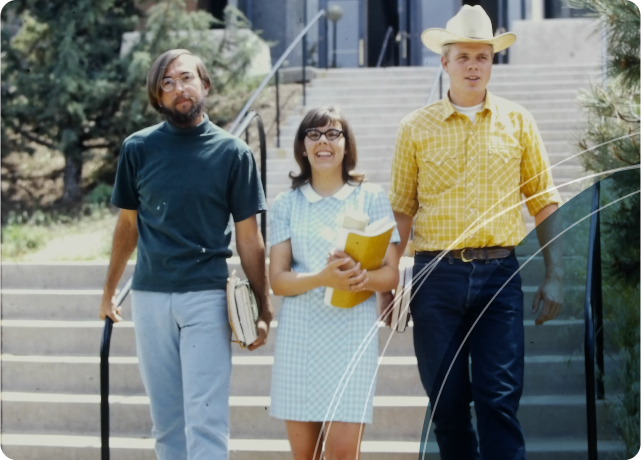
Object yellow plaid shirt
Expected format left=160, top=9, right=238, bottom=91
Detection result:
left=389, top=91, right=561, bottom=251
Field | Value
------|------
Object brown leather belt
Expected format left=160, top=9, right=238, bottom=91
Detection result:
left=416, top=246, right=515, bottom=262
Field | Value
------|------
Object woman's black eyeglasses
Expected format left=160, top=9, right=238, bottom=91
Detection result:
left=305, top=128, right=343, bottom=141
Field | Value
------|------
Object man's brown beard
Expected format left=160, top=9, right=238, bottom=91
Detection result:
left=160, top=96, right=208, bottom=126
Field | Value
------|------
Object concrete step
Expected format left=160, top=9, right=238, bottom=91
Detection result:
left=0, top=436, right=624, bottom=460
left=270, top=130, right=581, bottom=150
left=278, top=121, right=588, bottom=139
left=306, top=80, right=595, bottom=98
left=0, top=281, right=587, bottom=325
left=0, top=319, right=596, bottom=358
left=1, top=353, right=618, bottom=398
left=305, top=90, right=581, bottom=108
left=266, top=183, right=581, bottom=202
left=1, top=392, right=618, bottom=440
left=267, top=142, right=589, bottom=161
left=266, top=156, right=583, bottom=176
left=318, top=64, right=600, bottom=77
left=278, top=109, right=585, bottom=132
left=3, top=246, right=587, bottom=290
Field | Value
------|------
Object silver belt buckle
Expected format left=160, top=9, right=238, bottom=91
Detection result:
left=461, top=248, right=474, bottom=263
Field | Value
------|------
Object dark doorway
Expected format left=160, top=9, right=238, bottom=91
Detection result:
left=367, top=0, right=399, bottom=67
left=198, top=0, right=228, bottom=27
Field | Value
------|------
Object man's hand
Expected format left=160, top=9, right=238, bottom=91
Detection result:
left=532, top=277, right=563, bottom=325
left=235, top=215, right=273, bottom=352
left=378, top=291, right=395, bottom=327
left=98, top=209, right=137, bottom=324
left=99, top=294, right=124, bottom=323
left=247, top=311, right=271, bottom=351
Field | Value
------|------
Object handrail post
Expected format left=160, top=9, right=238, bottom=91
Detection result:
left=319, top=2, right=328, bottom=69
left=256, top=115, right=267, bottom=240
left=100, top=317, right=114, bottom=460
left=593, top=182, right=604, bottom=399
left=584, top=180, right=600, bottom=460
left=275, top=70, right=280, bottom=148
left=302, top=0, right=307, bottom=106
left=228, top=9, right=327, bottom=133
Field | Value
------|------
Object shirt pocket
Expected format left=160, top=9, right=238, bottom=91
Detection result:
left=417, top=150, right=461, bottom=195
left=488, top=145, right=521, bottom=192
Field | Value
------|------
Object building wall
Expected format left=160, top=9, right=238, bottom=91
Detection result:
left=509, top=18, right=602, bottom=65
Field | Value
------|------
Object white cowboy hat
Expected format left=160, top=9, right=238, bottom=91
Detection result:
left=421, top=5, right=516, bottom=54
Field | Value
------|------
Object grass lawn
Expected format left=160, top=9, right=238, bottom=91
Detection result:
left=1, top=206, right=136, bottom=262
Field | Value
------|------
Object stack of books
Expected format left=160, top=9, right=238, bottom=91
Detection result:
left=227, top=270, right=259, bottom=348
left=391, top=257, right=414, bottom=332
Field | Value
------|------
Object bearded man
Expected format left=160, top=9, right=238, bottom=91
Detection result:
left=99, top=49, right=273, bottom=460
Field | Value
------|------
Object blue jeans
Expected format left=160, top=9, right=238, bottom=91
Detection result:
left=131, top=289, right=231, bottom=460
left=411, top=253, right=526, bottom=460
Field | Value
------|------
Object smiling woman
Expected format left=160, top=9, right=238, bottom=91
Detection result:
left=267, top=106, right=400, bottom=460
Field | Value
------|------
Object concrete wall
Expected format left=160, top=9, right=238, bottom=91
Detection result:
left=509, top=18, right=602, bottom=65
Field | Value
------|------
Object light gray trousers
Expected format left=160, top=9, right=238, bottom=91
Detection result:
left=131, top=289, right=231, bottom=460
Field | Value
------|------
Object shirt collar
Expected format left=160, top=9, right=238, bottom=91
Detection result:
left=441, top=90, right=495, bottom=121
left=163, top=113, right=212, bottom=136
left=300, top=182, right=356, bottom=203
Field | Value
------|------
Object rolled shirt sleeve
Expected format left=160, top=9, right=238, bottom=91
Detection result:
left=389, top=122, right=419, bottom=217
left=519, top=113, right=562, bottom=216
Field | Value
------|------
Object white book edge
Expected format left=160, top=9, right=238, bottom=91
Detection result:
left=227, top=274, right=245, bottom=344
left=398, top=265, right=413, bottom=333
left=391, top=264, right=406, bottom=331
left=239, top=285, right=258, bottom=344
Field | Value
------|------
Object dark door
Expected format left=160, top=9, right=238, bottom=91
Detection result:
left=198, top=0, right=228, bottom=26
left=367, top=0, right=399, bottom=66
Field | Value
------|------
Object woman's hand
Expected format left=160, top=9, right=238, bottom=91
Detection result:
left=326, top=249, right=356, bottom=269
left=319, top=257, right=369, bottom=291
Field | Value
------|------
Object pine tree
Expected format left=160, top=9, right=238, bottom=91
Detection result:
left=568, top=0, right=640, bottom=454
left=1, top=0, right=259, bottom=205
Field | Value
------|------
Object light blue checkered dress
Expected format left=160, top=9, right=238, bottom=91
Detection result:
left=269, top=182, right=400, bottom=424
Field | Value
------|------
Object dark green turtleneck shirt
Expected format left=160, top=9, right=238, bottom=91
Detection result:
left=111, top=114, right=266, bottom=292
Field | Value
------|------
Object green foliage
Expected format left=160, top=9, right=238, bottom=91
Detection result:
left=85, top=183, right=114, bottom=206
left=568, top=0, right=640, bottom=91
left=1, top=0, right=261, bottom=205
left=568, top=0, right=640, bottom=452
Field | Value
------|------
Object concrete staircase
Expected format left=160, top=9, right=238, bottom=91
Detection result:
left=0, top=64, right=625, bottom=459
left=0, top=254, right=625, bottom=459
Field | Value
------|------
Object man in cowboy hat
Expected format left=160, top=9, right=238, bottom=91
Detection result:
left=386, top=5, right=563, bottom=459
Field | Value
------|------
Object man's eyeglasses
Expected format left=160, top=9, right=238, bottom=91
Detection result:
left=305, top=128, right=343, bottom=141
left=160, top=72, right=198, bottom=92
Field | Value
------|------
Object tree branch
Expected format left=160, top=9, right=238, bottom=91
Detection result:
left=9, top=123, right=56, bottom=149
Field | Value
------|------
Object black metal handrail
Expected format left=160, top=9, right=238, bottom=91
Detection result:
left=376, top=26, right=394, bottom=68
left=99, top=110, right=268, bottom=460
left=584, top=179, right=604, bottom=460
left=228, top=9, right=327, bottom=138
left=100, top=277, right=131, bottom=460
